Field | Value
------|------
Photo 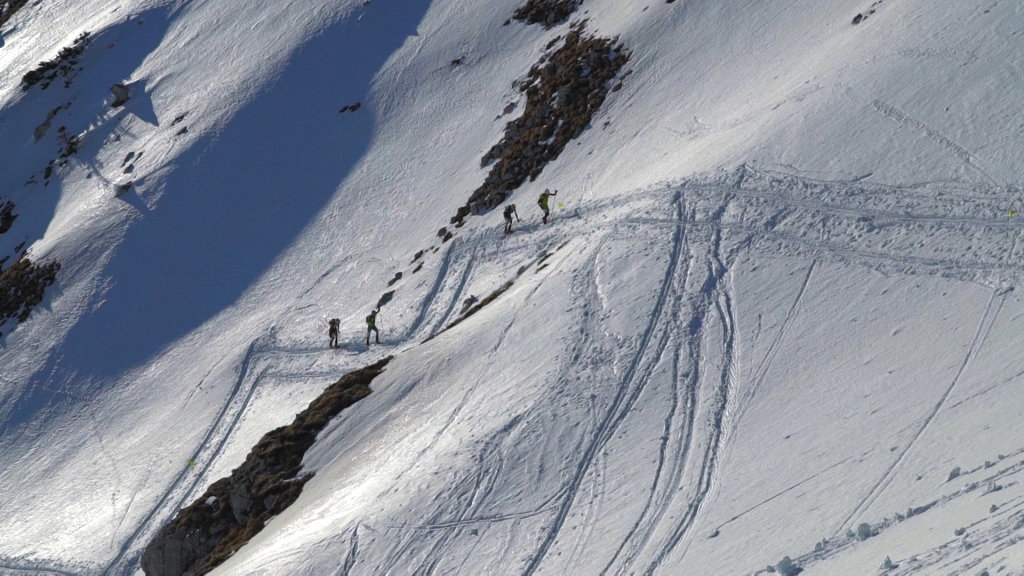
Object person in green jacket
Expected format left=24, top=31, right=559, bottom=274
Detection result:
left=366, top=309, right=380, bottom=346
left=538, top=189, right=557, bottom=224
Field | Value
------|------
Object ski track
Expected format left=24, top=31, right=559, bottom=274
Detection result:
left=378, top=269, right=552, bottom=575
left=7, top=169, right=1024, bottom=574
left=0, top=566, right=81, bottom=576
left=712, top=456, right=852, bottom=534
left=338, top=526, right=359, bottom=576
left=625, top=215, right=1024, bottom=276
left=646, top=198, right=739, bottom=574
left=774, top=449, right=1024, bottom=575
left=602, top=201, right=693, bottom=576
left=833, top=289, right=1004, bottom=537
left=732, top=260, right=815, bottom=430
left=401, top=250, right=570, bottom=574
left=406, top=238, right=458, bottom=339
left=430, top=244, right=478, bottom=336
left=522, top=190, right=686, bottom=576
left=103, top=334, right=376, bottom=574
left=101, top=339, right=266, bottom=575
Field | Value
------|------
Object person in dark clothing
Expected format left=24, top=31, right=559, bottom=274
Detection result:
left=366, top=309, right=380, bottom=345
left=503, top=203, right=520, bottom=234
left=538, top=189, right=557, bottom=224
left=328, top=318, right=340, bottom=349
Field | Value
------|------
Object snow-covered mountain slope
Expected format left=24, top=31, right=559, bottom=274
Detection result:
left=2, top=0, right=1024, bottom=573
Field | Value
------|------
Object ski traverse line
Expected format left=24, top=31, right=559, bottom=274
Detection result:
left=732, top=261, right=815, bottom=430
left=103, top=338, right=269, bottom=575
left=603, top=213, right=694, bottom=576
left=406, top=238, right=458, bottom=339
left=623, top=216, right=1024, bottom=275
left=711, top=456, right=853, bottom=534
left=415, top=422, right=515, bottom=575
left=604, top=329, right=691, bottom=575
left=338, top=525, right=360, bottom=576
left=648, top=217, right=739, bottom=573
left=0, top=564, right=81, bottom=576
left=430, top=245, right=478, bottom=336
left=523, top=193, right=686, bottom=576
left=381, top=271, right=553, bottom=573
left=684, top=181, right=1015, bottom=229
left=103, top=333, right=365, bottom=574
left=833, top=290, right=1003, bottom=536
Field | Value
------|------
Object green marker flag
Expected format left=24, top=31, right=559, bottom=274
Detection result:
left=557, top=202, right=564, bottom=209
left=1010, top=209, right=1017, bottom=218
left=188, top=460, right=196, bottom=467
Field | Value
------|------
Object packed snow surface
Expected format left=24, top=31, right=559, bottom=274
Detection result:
left=2, top=0, right=1024, bottom=574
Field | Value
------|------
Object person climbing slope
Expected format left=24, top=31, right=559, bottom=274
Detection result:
left=503, top=203, right=520, bottom=234
left=328, top=318, right=340, bottom=349
left=366, top=309, right=380, bottom=346
left=538, top=189, right=557, bottom=224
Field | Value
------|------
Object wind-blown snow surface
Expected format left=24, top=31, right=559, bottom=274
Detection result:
left=3, top=0, right=1024, bottom=573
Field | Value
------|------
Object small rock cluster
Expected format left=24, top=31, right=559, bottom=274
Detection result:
left=451, top=22, right=629, bottom=224
left=0, top=255, right=61, bottom=338
left=511, top=0, right=583, bottom=28
left=852, top=0, right=884, bottom=24
left=140, top=357, right=393, bottom=575
left=21, top=31, right=91, bottom=91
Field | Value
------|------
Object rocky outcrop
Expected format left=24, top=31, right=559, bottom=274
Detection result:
left=110, top=83, right=131, bottom=107
left=451, top=22, right=629, bottom=224
left=141, top=357, right=393, bottom=575
left=511, top=0, right=583, bottom=28
left=0, top=255, right=60, bottom=339
left=21, top=31, right=91, bottom=91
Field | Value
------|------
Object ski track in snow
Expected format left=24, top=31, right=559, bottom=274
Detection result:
left=102, top=334, right=380, bottom=575
left=338, top=525, right=359, bottom=576
left=8, top=167, right=1024, bottom=573
left=645, top=196, right=738, bottom=574
left=406, top=240, right=457, bottom=340
left=523, top=191, right=688, bottom=576
left=833, top=289, right=1005, bottom=537
left=731, top=260, right=815, bottom=431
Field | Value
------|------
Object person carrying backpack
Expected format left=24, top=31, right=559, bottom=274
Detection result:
left=328, top=318, right=340, bottom=349
left=538, top=189, right=557, bottom=224
left=503, top=203, right=520, bottom=234
left=366, top=309, right=380, bottom=346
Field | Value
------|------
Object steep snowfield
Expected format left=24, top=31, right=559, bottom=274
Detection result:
left=2, top=0, right=1024, bottom=573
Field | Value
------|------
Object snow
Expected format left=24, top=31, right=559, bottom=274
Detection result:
left=2, top=0, right=1024, bottom=574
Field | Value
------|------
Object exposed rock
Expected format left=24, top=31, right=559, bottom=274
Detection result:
left=141, top=357, right=392, bottom=575
left=775, top=556, right=802, bottom=576
left=512, top=0, right=583, bottom=28
left=110, top=83, right=131, bottom=107
left=947, top=466, right=961, bottom=481
left=34, top=104, right=68, bottom=142
left=451, top=22, right=629, bottom=224
left=0, top=201, right=15, bottom=234
left=0, top=255, right=60, bottom=338
left=22, top=32, right=91, bottom=91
